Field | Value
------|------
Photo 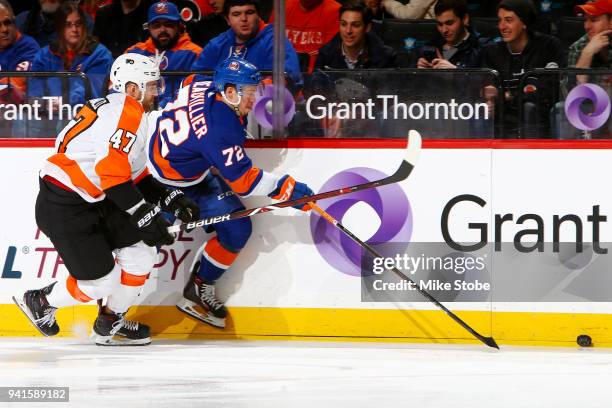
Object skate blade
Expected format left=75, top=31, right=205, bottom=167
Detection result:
left=12, top=295, right=54, bottom=337
left=90, top=332, right=151, bottom=346
left=176, top=299, right=226, bottom=328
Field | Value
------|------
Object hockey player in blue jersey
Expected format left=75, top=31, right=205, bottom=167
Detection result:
left=147, top=57, right=314, bottom=328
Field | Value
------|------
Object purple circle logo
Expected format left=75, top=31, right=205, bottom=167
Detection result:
left=565, top=83, right=611, bottom=131
left=253, top=85, right=296, bottom=128
left=310, top=168, right=413, bottom=277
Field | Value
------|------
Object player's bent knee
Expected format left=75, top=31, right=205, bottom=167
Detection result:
left=216, top=217, right=252, bottom=250
left=115, top=242, right=158, bottom=276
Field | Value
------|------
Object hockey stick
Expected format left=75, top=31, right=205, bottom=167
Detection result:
left=168, top=130, right=422, bottom=234
left=307, top=201, right=500, bottom=349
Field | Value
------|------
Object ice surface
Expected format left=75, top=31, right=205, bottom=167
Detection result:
left=0, top=338, right=610, bottom=408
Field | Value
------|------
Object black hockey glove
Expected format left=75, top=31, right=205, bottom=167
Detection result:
left=130, top=203, right=175, bottom=247
left=160, top=189, right=200, bottom=223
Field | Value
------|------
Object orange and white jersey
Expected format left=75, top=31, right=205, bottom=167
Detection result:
left=40, top=93, right=150, bottom=203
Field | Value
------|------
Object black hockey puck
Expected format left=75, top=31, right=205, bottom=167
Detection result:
left=577, top=335, right=592, bottom=347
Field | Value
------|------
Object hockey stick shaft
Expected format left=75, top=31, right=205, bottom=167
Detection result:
left=168, top=130, right=421, bottom=234
left=307, top=202, right=499, bottom=350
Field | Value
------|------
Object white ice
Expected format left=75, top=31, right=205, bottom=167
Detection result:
left=0, top=338, right=610, bottom=408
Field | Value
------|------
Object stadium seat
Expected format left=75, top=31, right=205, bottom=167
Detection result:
left=470, top=17, right=501, bottom=42
left=534, top=0, right=577, bottom=20
left=467, top=0, right=498, bottom=18
left=380, top=18, right=438, bottom=54
left=557, top=16, right=585, bottom=49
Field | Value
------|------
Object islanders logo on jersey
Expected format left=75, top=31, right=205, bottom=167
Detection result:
left=159, top=55, right=169, bottom=70
left=228, top=61, right=240, bottom=71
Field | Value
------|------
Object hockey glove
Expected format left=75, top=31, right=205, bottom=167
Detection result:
left=160, top=189, right=200, bottom=223
left=130, top=203, right=175, bottom=247
left=268, top=175, right=314, bottom=211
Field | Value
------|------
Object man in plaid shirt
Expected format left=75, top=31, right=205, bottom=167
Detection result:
left=567, top=0, right=612, bottom=68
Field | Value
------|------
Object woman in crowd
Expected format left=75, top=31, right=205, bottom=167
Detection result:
left=26, top=2, right=112, bottom=136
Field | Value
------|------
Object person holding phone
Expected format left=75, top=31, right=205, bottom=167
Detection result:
left=416, top=0, right=490, bottom=69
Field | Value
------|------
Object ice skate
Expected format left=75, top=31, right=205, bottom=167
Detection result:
left=91, top=309, right=151, bottom=346
left=12, top=283, right=59, bottom=337
left=176, top=270, right=227, bottom=329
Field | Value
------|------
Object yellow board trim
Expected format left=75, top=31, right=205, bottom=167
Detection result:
left=2, top=304, right=612, bottom=347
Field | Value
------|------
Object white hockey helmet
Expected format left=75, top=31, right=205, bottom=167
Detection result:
left=110, top=54, right=162, bottom=101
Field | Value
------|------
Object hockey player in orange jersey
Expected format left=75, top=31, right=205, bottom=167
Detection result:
left=13, top=53, right=199, bottom=346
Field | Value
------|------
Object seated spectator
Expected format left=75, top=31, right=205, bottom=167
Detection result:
left=191, top=0, right=302, bottom=87
left=188, top=0, right=229, bottom=48
left=417, top=0, right=490, bottom=69
left=94, top=0, right=151, bottom=58
left=0, top=0, right=40, bottom=104
left=480, top=0, right=564, bottom=137
left=568, top=0, right=612, bottom=69
left=314, top=0, right=396, bottom=69
left=0, top=0, right=40, bottom=137
left=16, top=0, right=94, bottom=47
left=29, top=2, right=112, bottom=107
left=382, top=0, right=437, bottom=20
left=126, top=1, right=201, bottom=107
left=269, top=0, right=341, bottom=73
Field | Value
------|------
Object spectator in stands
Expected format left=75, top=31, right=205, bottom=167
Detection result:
left=568, top=0, right=612, bottom=69
left=269, top=0, right=340, bottom=73
left=308, top=1, right=395, bottom=137
left=126, top=1, right=201, bottom=106
left=191, top=0, right=301, bottom=87
left=480, top=0, right=564, bottom=137
left=16, top=0, right=94, bottom=48
left=188, top=0, right=229, bottom=48
left=382, top=0, right=437, bottom=20
left=314, top=0, right=396, bottom=69
left=0, top=0, right=40, bottom=104
left=29, top=2, right=112, bottom=107
left=364, top=0, right=383, bottom=33
left=94, top=0, right=151, bottom=57
left=417, top=0, right=489, bottom=69
left=0, top=0, right=40, bottom=137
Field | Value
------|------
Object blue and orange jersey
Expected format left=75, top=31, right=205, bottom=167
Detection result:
left=126, top=33, right=202, bottom=107
left=29, top=40, right=112, bottom=105
left=0, top=32, right=39, bottom=71
left=0, top=32, right=40, bottom=102
left=147, top=77, right=280, bottom=197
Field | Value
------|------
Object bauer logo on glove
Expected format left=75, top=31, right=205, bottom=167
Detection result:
left=137, top=205, right=161, bottom=228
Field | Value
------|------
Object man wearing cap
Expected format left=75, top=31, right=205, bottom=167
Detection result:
left=568, top=0, right=612, bottom=69
left=126, top=1, right=202, bottom=107
left=479, top=0, right=564, bottom=137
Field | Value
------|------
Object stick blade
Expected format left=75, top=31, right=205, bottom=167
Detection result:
left=406, top=130, right=422, bottom=166
left=481, top=336, right=500, bottom=349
